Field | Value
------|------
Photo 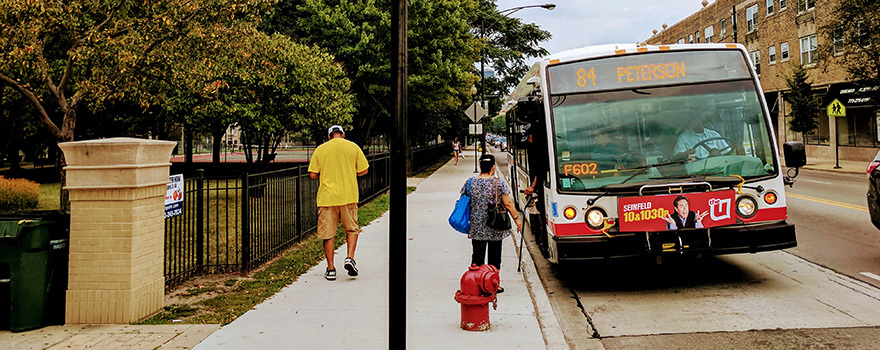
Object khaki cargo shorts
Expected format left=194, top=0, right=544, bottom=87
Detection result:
left=317, top=203, right=360, bottom=240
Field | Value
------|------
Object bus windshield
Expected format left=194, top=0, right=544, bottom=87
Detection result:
left=550, top=79, right=776, bottom=192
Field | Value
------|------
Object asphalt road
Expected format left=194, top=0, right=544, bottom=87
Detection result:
left=785, top=169, right=880, bottom=288
left=492, top=149, right=880, bottom=349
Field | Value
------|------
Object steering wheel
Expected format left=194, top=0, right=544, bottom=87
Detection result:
left=690, top=136, right=734, bottom=156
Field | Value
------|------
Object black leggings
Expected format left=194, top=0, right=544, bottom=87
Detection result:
left=471, top=240, right=502, bottom=270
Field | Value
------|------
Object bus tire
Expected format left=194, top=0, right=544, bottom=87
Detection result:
left=529, top=213, right=550, bottom=258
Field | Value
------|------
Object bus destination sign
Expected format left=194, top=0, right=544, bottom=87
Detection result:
left=547, top=50, right=752, bottom=94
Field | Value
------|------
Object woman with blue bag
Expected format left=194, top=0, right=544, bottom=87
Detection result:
left=458, top=154, right=522, bottom=293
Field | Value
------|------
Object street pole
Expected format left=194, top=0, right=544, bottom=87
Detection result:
left=390, top=0, right=407, bottom=347
left=474, top=104, right=479, bottom=173
left=834, top=124, right=842, bottom=169
left=480, top=15, right=487, bottom=156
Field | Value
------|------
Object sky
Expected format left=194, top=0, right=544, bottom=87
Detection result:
left=492, top=0, right=715, bottom=65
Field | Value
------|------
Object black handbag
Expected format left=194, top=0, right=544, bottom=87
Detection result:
left=485, top=177, right=512, bottom=230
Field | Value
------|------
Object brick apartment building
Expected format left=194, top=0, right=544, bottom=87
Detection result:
left=645, top=0, right=879, bottom=162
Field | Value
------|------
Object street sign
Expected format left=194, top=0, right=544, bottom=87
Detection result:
left=469, top=123, right=483, bottom=135
left=827, top=98, right=846, bottom=117
left=464, top=102, right=488, bottom=122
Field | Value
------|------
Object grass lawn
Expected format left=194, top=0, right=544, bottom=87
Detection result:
left=37, top=183, right=60, bottom=210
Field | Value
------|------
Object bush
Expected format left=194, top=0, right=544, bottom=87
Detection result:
left=0, top=176, right=40, bottom=211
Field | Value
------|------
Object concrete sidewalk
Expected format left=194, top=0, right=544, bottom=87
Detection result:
left=798, top=157, right=868, bottom=175
left=192, top=153, right=568, bottom=349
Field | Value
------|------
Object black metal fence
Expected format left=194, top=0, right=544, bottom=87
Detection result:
left=164, top=153, right=390, bottom=287
left=411, top=143, right=451, bottom=174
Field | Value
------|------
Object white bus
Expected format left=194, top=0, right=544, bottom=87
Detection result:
left=504, top=43, right=806, bottom=263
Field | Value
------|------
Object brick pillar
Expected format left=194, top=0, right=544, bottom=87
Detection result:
left=59, top=138, right=175, bottom=324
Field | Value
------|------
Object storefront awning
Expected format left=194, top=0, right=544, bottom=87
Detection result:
left=824, top=82, right=879, bottom=108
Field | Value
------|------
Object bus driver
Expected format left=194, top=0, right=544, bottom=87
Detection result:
left=673, top=115, right=730, bottom=159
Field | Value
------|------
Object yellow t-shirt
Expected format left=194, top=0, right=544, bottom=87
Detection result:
left=308, top=138, right=369, bottom=207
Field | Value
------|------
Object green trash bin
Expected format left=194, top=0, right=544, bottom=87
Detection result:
left=0, top=211, right=69, bottom=332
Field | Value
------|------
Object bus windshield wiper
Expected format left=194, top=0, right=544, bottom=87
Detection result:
left=648, top=171, right=723, bottom=180
left=586, top=158, right=690, bottom=206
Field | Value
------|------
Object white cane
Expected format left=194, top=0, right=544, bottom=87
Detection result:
left=517, top=194, right=539, bottom=273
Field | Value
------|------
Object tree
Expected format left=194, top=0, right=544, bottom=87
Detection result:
left=407, top=0, right=481, bottom=144
left=0, top=0, right=276, bottom=208
left=819, top=0, right=880, bottom=102
left=783, top=64, right=818, bottom=142
left=263, top=0, right=392, bottom=145
left=213, top=34, right=355, bottom=165
left=475, top=0, right=552, bottom=102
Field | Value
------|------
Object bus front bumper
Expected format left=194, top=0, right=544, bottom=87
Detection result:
left=552, top=220, right=796, bottom=262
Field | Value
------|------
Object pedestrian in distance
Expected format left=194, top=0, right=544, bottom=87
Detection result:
left=308, top=125, right=370, bottom=280
left=453, top=137, right=463, bottom=165
left=460, top=154, right=523, bottom=293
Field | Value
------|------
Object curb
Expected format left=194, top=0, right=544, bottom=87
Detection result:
left=512, top=229, right=569, bottom=350
left=497, top=173, right=568, bottom=350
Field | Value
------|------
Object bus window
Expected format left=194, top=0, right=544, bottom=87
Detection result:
left=551, top=80, right=777, bottom=192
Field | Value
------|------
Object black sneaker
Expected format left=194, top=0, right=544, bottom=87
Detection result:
left=344, top=257, right=358, bottom=277
left=324, top=268, right=337, bottom=281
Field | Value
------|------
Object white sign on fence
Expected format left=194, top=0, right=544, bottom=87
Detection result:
left=165, top=174, right=184, bottom=218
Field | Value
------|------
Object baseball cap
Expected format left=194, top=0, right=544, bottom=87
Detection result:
left=328, top=125, right=344, bottom=134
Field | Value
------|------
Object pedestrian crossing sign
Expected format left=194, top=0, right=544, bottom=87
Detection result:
left=827, top=98, right=846, bottom=117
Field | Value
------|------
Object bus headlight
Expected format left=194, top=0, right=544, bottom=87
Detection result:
left=736, top=196, right=758, bottom=218
left=585, top=208, right=606, bottom=230
left=563, top=206, right=578, bottom=220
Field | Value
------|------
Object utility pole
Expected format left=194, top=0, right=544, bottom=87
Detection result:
left=390, top=0, right=407, bottom=348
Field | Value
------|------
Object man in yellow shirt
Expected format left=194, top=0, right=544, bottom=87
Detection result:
left=308, top=125, right=369, bottom=280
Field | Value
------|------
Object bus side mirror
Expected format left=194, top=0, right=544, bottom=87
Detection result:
left=515, top=96, right=543, bottom=124
left=783, top=141, right=806, bottom=168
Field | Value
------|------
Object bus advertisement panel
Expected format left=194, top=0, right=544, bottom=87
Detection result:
left=618, top=190, right=736, bottom=232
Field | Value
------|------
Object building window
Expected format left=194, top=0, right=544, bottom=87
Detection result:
left=767, top=0, right=774, bottom=14
left=695, top=31, right=700, bottom=43
left=833, top=29, right=845, bottom=54
left=689, top=34, right=694, bottom=43
left=750, top=50, right=761, bottom=75
left=720, top=19, right=727, bottom=37
left=798, top=0, right=814, bottom=13
left=781, top=42, right=789, bottom=61
left=800, top=34, right=817, bottom=65
left=746, top=5, right=759, bottom=32
left=769, top=46, right=777, bottom=64
left=678, top=38, right=685, bottom=44
left=780, top=0, right=787, bottom=10
left=704, top=26, right=713, bottom=43
left=858, top=20, right=870, bottom=47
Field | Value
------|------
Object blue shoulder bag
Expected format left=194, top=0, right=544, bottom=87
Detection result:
left=448, top=177, right=474, bottom=234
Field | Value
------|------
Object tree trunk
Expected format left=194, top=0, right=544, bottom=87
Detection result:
left=211, top=127, right=224, bottom=177
left=57, top=105, right=77, bottom=212
left=58, top=147, right=69, bottom=211
left=185, top=125, right=194, bottom=173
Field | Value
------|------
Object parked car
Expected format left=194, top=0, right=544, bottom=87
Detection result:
left=867, top=150, right=880, bottom=229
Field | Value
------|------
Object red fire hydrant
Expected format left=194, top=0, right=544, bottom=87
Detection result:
left=454, top=264, right=500, bottom=331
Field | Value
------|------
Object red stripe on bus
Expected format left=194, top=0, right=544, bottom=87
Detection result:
left=739, top=207, right=787, bottom=223
left=548, top=207, right=787, bottom=237
left=549, top=221, right=605, bottom=236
